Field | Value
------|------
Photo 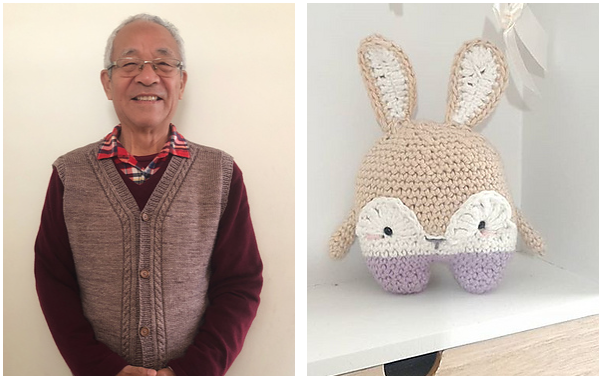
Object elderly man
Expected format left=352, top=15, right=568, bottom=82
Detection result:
left=35, top=14, right=263, bottom=376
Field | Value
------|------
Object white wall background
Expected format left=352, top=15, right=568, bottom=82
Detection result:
left=4, top=4, right=294, bottom=376
left=307, top=4, right=598, bottom=287
left=521, top=4, right=599, bottom=282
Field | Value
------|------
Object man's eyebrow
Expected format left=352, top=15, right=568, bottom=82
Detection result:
left=119, top=49, right=138, bottom=57
left=118, top=48, right=176, bottom=58
left=156, top=48, right=173, bottom=56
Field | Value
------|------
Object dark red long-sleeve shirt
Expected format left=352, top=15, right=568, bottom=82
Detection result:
left=35, top=157, right=263, bottom=376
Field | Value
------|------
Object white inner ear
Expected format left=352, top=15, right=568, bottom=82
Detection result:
left=452, top=45, right=499, bottom=125
left=364, top=47, right=409, bottom=121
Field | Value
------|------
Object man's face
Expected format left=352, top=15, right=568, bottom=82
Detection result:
left=101, top=20, right=187, bottom=131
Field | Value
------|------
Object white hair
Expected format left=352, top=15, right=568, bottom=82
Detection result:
left=104, top=13, right=186, bottom=72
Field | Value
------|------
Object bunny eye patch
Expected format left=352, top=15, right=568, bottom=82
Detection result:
left=446, top=191, right=515, bottom=240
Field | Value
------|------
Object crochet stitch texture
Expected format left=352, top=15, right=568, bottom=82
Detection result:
left=329, top=34, right=544, bottom=294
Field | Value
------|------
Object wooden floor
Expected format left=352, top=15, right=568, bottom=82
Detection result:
left=435, top=315, right=598, bottom=376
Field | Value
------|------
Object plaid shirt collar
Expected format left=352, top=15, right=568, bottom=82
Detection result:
left=97, top=124, right=190, bottom=184
left=97, top=123, right=190, bottom=162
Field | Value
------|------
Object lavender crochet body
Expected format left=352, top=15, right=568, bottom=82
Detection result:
left=365, top=252, right=513, bottom=294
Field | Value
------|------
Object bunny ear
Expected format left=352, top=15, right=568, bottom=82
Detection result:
left=358, top=34, right=417, bottom=134
left=445, top=40, right=508, bottom=128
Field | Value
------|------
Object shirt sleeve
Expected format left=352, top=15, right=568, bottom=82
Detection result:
left=167, top=161, right=264, bottom=376
left=34, top=167, right=128, bottom=376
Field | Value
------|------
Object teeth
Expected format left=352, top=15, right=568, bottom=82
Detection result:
left=135, top=96, right=159, bottom=101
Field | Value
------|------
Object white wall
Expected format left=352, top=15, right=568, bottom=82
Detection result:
left=4, top=4, right=294, bottom=375
left=307, top=4, right=524, bottom=287
left=521, top=4, right=599, bottom=282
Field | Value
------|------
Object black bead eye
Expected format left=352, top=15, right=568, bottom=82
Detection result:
left=383, top=227, right=393, bottom=236
left=478, top=221, right=486, bottom=230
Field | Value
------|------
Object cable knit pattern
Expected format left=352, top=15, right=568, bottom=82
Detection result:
left=54, top=141, right=233, bottom=368
left=86, top=157, right=142, bottom=360
left=329, top=34, right=545, bottom=294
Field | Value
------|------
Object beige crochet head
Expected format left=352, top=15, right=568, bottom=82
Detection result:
left=329, top=34, right=544, bottom=260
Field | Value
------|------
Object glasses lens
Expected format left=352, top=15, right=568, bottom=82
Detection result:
left=116, top=59, right=141, bottom=74
left=155, top=59, right=180, bottom=75
left=115, top=58, right=181, bottom=77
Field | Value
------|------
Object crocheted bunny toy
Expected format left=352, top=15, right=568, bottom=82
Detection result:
left=329, top=35, right=544, bottom=294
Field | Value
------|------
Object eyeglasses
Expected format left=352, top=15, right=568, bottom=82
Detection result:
left=108, top=57, right=183, bottom=77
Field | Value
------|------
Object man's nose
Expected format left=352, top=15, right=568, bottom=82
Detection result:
left=136, top=62, right=160, bottom=84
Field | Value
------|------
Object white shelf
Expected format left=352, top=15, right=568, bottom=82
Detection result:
left=307, top=253, right=599, bottom=376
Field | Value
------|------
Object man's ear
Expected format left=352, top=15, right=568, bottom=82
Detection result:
left=100, top=70, right=113, bottom=100
left=178, top=70, right=188, bottom=100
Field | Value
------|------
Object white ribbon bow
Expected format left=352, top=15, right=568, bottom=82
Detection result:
left=493, top=3, right=548, bottom=95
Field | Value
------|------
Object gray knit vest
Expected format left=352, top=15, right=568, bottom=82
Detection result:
left=53, top=141, right=233, bottom=369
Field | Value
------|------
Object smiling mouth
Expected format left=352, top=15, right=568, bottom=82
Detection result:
left=132, top=95, right=162, bottom=101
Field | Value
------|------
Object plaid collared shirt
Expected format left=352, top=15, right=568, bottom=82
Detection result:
left=97, top=124, right=190, bottom=184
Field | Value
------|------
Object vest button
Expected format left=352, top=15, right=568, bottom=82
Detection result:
left=140, top=270, right=150, bottom=279
left=140, top=327, right=150, bottom=337
left=142, top=213, right=150, bottom=222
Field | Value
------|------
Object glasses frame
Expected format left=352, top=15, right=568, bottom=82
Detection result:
left=107, top=57, right=184, bottom=77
